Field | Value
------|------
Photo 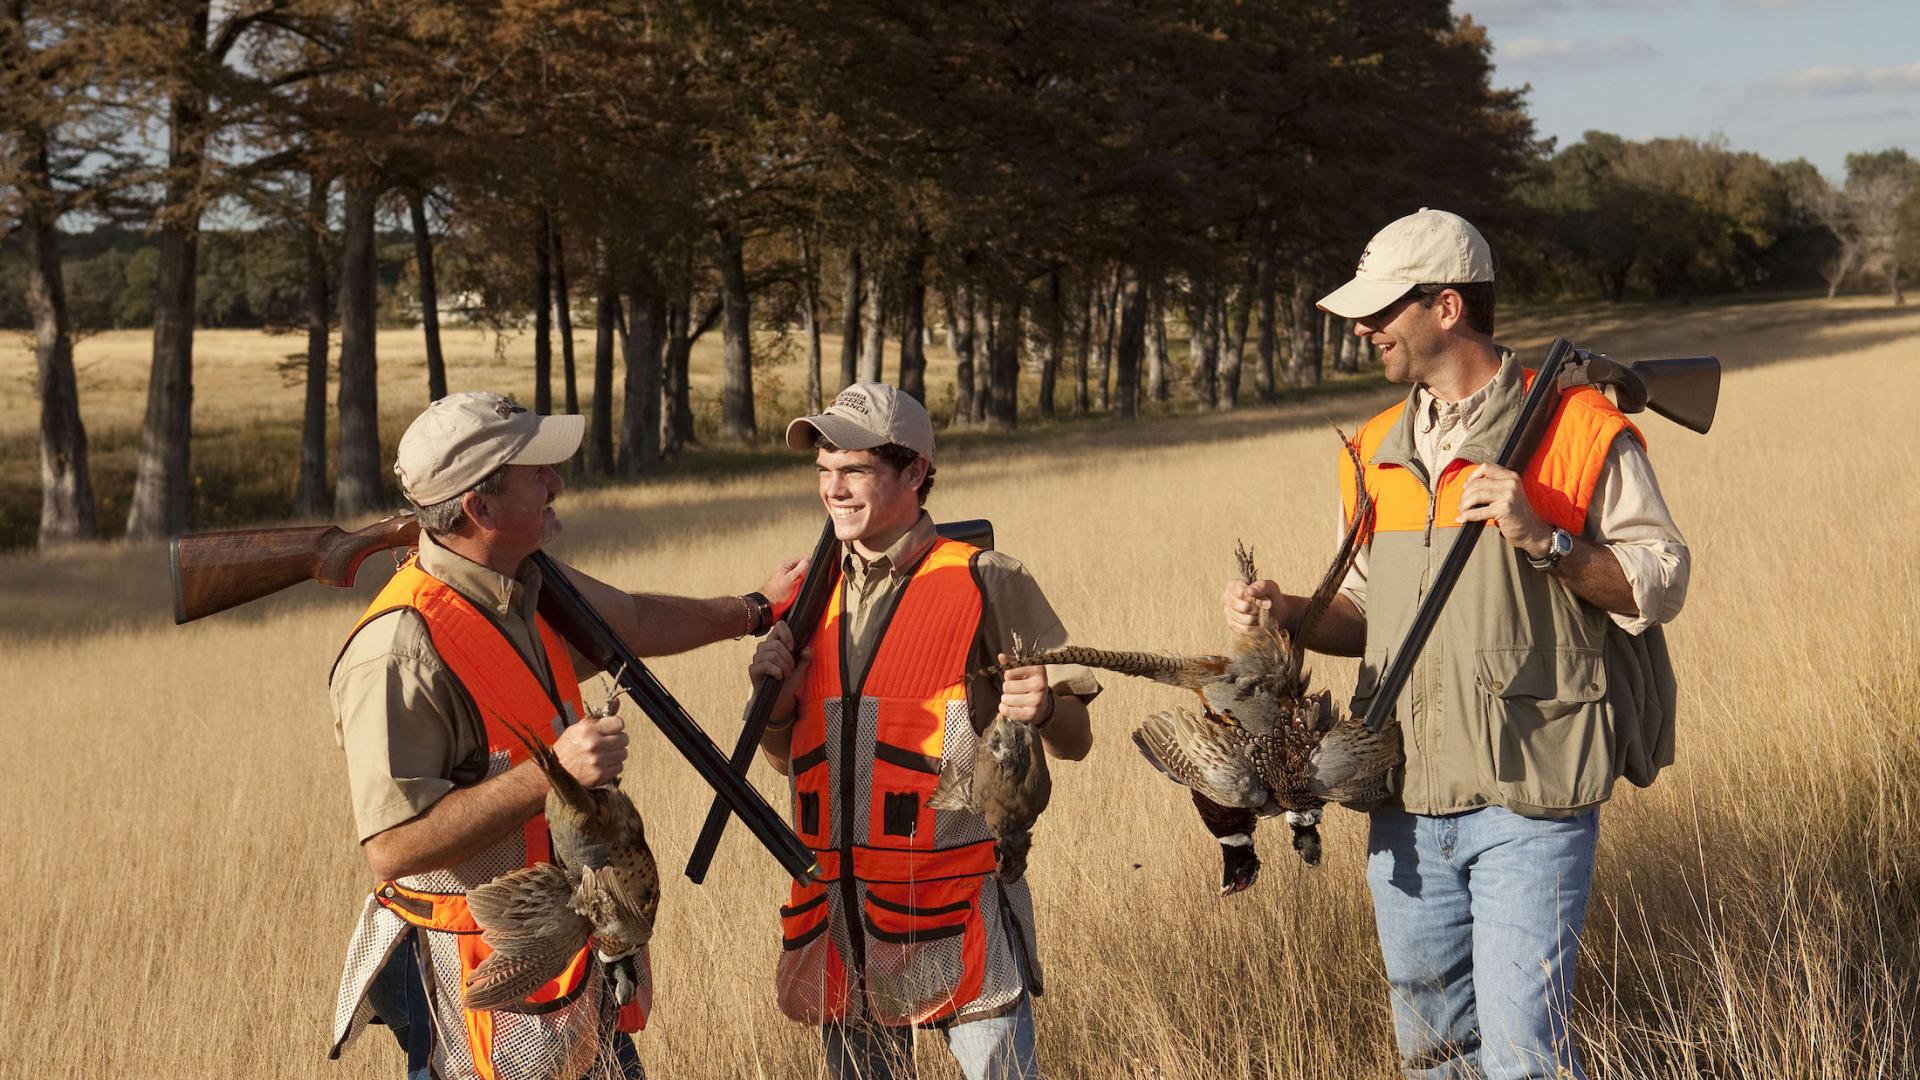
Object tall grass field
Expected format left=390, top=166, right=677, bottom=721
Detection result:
left=2, top=296, right=1915, bottom=1078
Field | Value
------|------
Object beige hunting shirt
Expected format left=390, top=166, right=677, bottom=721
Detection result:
left=331, top=532, right=568, bottom=842
left=1337, top=349, right=1691, bottom=636
left=840, top=513, right=1101, bottom=717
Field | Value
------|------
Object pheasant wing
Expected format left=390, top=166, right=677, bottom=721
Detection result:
left=464, top=863, right=592, bottom=1012
left=1132, top=706, right=1267, bottom=809
left=1307, top=715, right=1403, bottom=803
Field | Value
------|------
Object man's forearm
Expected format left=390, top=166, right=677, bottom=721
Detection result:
left=1552, top=539, right=1638, bottom=617
left=1302, top=594, right=1367, bottom=658
left=361, top=762, right=547, bottom=880
left=759, top=716, right=796, bottom=776
left=1038, top=696, right=1092, bottom=761
left=557, top=562, right=756, bottom=657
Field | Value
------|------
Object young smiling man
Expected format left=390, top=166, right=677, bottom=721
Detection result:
left=326, top=391, right=802, bottom=1080
left=749, top=382, right=1099, bottom=1080
left=1223, top=210, right=1690, bottom=1079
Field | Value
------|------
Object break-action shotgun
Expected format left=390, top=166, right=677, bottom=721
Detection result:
left=169, top=515, right=821, bottom=885
left=1360, top=339, right=1720, bottom=735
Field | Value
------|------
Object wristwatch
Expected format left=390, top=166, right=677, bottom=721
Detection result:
left=743, top=591, right=775, bottom=636
left=1527, top=527, right=1573, bottom=571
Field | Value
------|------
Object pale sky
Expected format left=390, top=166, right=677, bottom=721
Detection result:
left=1458, top=0, right=1918, bottom=181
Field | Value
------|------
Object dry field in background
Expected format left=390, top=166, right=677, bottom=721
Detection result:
left=2, top=295, right=1917, bottom=1078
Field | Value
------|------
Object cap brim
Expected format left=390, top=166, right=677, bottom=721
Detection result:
left=785, top=414, right=887, bottom=453
left=1317, top=277, right=1414, bottom=320
left=509, top=414, right=585, bottom=466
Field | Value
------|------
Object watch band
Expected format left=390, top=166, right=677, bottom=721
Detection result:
left=1527, top=527, right=1573, bottom=571
left=743, top=591, right=774, bottom=636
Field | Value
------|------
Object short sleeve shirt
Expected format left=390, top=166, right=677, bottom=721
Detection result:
left=329, top=533, right=560, bottom=842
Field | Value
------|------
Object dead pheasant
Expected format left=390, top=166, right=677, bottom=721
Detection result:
left=982, top=434, right=1400, bottom=894
left=463, top=698, right=658, bottom=1014
left=930, top=636, right=1053, bottom=883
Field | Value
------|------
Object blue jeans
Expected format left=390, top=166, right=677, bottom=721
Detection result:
left=366, top=931, right=643, bottom=1080
left=824, top=994, right=1038, bottom=1080
left=1366, top=805, right=1599, bottom=1080
left=822, top=903, right=1040, bottom=1080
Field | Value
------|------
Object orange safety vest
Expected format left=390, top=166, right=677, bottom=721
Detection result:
left=776, top=538, right=1016, bottom=1027
left=1339, top=369, right=1641, bottom=536
left=328, top=559, right=643, bottom=1080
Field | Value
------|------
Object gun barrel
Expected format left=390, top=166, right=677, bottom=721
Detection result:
left=531, top=551, right=822, bottom=884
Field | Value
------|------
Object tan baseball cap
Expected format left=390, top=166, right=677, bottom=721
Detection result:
left=394, top=391, right=584, bottom=506
left=1317, top=208, right=1495, bottom=319
left=784, top=382, right=935, bottom=460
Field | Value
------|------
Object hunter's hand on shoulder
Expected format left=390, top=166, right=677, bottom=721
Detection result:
left=998, top=655, right=1053, bottom=727
left=758, top=556, right=808, bottom=610
left=749, top=621, right=813, bottom=720
left=1223, top=579, right=1304, bottom=635
left=1457, top=463, right=1552, bottom=557
left=553, top=713, right=628, bottom=788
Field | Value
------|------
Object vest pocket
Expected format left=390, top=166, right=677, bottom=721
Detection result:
left=776, top=880, right=847, bottom=1023
left=859, top=878, right=986, bottom=1025
left=1348, top=647, right=1391, bottom=721
left=1475, top=647, right=1613, bottom=811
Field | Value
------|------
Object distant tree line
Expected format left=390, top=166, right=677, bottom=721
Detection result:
left=4, top=0, right=1913, bottom=549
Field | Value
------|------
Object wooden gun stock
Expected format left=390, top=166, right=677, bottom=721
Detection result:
left=170, top=514, right=421, bottom=625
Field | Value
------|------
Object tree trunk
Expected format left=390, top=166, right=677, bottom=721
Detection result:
left=1040, top=270, right=1062, bottom=418
left=986, top=295, right=1022, bottom=430
left=1186, top=287, right=1218, bottom=409
left=662, top=298, right=692, bottom=455
left=588, top=243, right=618, bottom=474
left=294, top=169, right=331, bottom=517
left=1288, top=276, right=1321, bottom=386
left=1144, top=282, right=1166, bottom=404
left=1336, top=319, right=1360, bottom=373
left=619, top=262, right=665, bottom=474
left=551, top=214, right=578, bottom=415
left=897, top=249, right=926, bottom=401
left=1254, top=253, right=1277, bottom=403
left=334, top=179, right=383, bottom=516
left=1890, top=260, right=1905, bottom=306
left=126, top=10, right=209, bottom=540
left=860, top=266, right=885, bottom=383
left=533, top=204, right=553, bottom=414
left=1093, top=270, right=1115, bottom=411
left=970, top=295, right=991, bottom=424
left=838, top=245, right=861, bottom=391
left=716, top=223, right=756, bottom=442
left=408, top=190, right=447, bottom=402
left=948, top=285, right=974, bottom=427
left=1220, top=261, right=1254, bottom=410
left=1111, top=269, right=1145, bottom=421
left=20, top=124, right=96, bottom=543
left=800, top=229, right=824, bottom=413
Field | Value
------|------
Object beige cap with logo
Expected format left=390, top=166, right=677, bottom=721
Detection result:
left=394, top=391, right=584, bottom=506
left=784, top=382, right=936, bottom=460
left=1317, top=208, right=1495, bottom=319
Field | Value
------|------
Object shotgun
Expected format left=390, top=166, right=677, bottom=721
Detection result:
left=1361, top=340, right=1720, bottom=734
left=682, top=516, right=996, bottom=884
left=169, top=516, right=820, bottom=884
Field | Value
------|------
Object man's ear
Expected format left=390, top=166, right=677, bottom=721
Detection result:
left=1435, top=288, right=1465, bottom=331
left=460, top=489, right=492, bottom=531
left=907, top=455, right=929, bottom=489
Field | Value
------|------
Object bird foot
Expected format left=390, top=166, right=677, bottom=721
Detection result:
left=1219, top=837, right=1261, bottom=896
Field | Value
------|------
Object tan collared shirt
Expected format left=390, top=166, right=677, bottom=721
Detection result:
left=839, top=513, right=1101, bottom=717
left=1337, top=349, right=1690, bottom=636
left=330, top=533, right=563, bottom=842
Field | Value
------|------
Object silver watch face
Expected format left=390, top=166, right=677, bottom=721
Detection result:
left=1551, top=528, right=1573, bottom=559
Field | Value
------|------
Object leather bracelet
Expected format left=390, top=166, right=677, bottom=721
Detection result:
left=731, top=594, right=756, bottom=640
left=1030, top=691, right=1058, bottom=733
left=744, top=591, right=774, bottom=636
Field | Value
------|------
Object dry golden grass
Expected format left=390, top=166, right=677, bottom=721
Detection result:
left=2, top=295, right=1917, bottom=1078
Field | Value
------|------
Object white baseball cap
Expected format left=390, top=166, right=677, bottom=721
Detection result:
left=1317, top=208, right=1495, bottom=319
left=784, top=382, right=936, bottom=461
left=394, top=391, right=584, bottom=506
